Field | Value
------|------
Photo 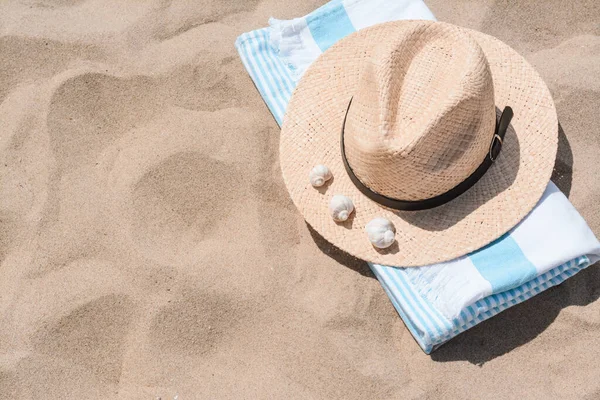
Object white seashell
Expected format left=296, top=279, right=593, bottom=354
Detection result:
left=329, top=195, right=354, bottom=222
left=365, top=217, right=396, bottom=249
left=309, top=164, right=332, bottom=187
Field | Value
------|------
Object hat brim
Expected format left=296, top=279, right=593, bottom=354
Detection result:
left=279, top=20, right=558, bottom=267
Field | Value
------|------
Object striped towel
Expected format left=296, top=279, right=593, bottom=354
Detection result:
left=235, top=0, right=600, bottom=353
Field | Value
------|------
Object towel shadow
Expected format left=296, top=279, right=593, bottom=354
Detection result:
left=306, top=117, right=580, bottom=363
left=431, top=261, right=600, bottom=365
left=306, top=223, right=375, bottom=279
left=551, top=123, right=573, bottom=197
left=396, top=108, right=520, bottom=231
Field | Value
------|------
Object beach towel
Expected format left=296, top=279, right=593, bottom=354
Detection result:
left=235, top=0, right=600, bottom=353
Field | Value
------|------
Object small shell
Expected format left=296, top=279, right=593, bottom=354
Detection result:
left=329, top=195, right=354, bottom=222
left=365, top=217, right=396, bottom=249
left=309, top=165, right=332, bottom=187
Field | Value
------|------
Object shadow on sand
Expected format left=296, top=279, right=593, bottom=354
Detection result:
left=308, top=120, right=593, bottom=364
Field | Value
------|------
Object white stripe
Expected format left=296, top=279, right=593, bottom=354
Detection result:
left=342, top=0, right=436, bottom=30
left=268, top=15, right=323, bottom=80
left=511, top=182, right=600, bottom=274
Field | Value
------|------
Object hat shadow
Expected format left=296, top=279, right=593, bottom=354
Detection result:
left=396, top=108, right=520, bottom=231
left=306, top=223, right=375, bottom=279
left=550, top=123, right=573, bottom=197
left=429, top=120, right=577, bottom=364
left=306, top=119, right=582, bottom=363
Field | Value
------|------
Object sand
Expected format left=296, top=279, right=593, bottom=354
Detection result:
left=0, top=0, right=599, bottom=398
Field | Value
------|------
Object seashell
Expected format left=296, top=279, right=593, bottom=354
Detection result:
left=329, top=195, right=354, bottom=222
left=365, top=217, right=396, bottom=249
left=309, top=164, right=332, bottom=187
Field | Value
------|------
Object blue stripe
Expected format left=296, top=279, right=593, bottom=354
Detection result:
left=237, top=32, right=285, bottom=123
left=469, top=235, right=538, bottom=293
left=251, top=33, right=287, bottom=121
left=249, top=31, right=287, bottom=121
left=379, top=266, right=437, bottom=340
left=257, top=30, right=295, bottom=102
left=306, top=2, right=356, bottom=52
left=259, top=30, right=295, bottom=88
left=483, top=297, right=493, bottom=310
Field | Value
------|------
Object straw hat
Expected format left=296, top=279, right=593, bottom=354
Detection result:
left=280, top=20, right=557, bottom=267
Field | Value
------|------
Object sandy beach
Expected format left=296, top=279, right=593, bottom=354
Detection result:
left=0, top=0, right=599, bottom=398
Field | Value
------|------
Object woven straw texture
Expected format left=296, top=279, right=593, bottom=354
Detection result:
left=280, top=20, right=558, bottom=267
left=344, top=23, right=497, bottom=201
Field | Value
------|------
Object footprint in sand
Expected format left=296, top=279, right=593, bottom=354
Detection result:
left=103, top=107, right=260, bottom=266
left=0, top=369, right=19, bottom=400
left=131, top=151, right=242, bottom=258
left=6, top=355, right=107, bottom=399
left=142, top=0, right=262, bottom=41
left=33, top=0, right=86, bottom=7
left=31, top=293, right=135, bottom=384
left=149, top=290, right=247, bottom=357
left=5, top=259, right=136, bottom=394
left=25, top=71, right=165, bottom=276
left=47, top=72, right=163, bottom=170
left=0, top=36, right=103, bottom=103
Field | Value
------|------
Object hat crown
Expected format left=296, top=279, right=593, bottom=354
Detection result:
left=343, top=23, right=497, bottom=202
